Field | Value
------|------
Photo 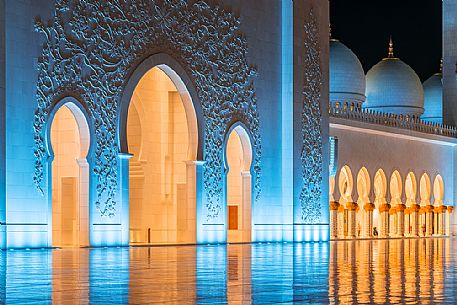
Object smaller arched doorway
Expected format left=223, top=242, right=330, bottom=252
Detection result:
left=389, top=171, right=403, bottom=236
left=338, top=165, right=354, bottom=237
left=405, top=172, right=418, bottom=236
left=225, top=125, right=253, bottom=243
left=356, top=167, right=371, bottom=237
left=420, top=173, right=432, bottom=236
left=433, top=175, right=445, bottom=235
left=50, top=102, right=90, bottom=247
left=373, top=169, right=387, bottom=237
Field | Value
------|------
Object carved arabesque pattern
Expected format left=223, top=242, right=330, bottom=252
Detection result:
left=33, top=0, right=261, bottom=218
left=300, top=10, right=323, bottom=223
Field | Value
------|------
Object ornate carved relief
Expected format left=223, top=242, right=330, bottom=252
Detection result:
left=300, top=10, right=323, bottom=223
left=33, top=0, right=261, bottom=218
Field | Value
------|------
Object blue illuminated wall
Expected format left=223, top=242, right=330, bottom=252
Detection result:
left=0, top=0, right=5, bottom=249
left=1, top=0, right=331, bottom=248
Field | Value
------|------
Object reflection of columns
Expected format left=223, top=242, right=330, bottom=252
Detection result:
left=330, top=202, right=340, bottom=239
left=364, top=203, right=375, bottom=237
left=389, top=208, right=397, bottom=237
left=410, top=204, right=420, bottom=236
left=347, top=202, right=358, bottom=238
left=396, top=204, right=406, bottom=237
left=379, top=204, right=391, bottom=238
left=446, top=206, right=453, bottom=236
left=425, top=205, right=434, bottom=236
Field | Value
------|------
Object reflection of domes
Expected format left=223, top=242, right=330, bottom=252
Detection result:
left=330, top=39, right=366, bottom=106
left=364, top=39, right=424, bottom=117
left=422, top=73, right=443, bottom=124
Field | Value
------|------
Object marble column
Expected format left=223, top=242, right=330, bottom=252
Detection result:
left=330, top=201, right=340, bottom=239
left=426, top=205, right=434, bottom=236
left=389, top=208, right=397, bottom=237
left=379, top=203, right=391, bottom=238
left=396, top=204, right=406, bottom=236
left=364, top=203, right=375, bottom=237
left=437, top=205, right=446, bottom=236
left=446, top=206, right=453, bottom=236
left=337, top=206, right=345, bottom=238
left=410, top=204, right=420, bottom=237
left=347, top=202, right=358, bottom=238
left=404, top=208, right=411, bottom=236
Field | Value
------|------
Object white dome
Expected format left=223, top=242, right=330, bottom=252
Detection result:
left=330, top=40, right=366, bottom=106
left=422, top=73, right=443, bottom=123
left=365, top=58, right=424, bottom=117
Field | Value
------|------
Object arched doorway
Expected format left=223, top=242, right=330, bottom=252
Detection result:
left=356, top=167, right=371, bottom=237
left=50, top=102, right=90, bottom=247
left=433, top=175, right=445, bottom=235
left=338, top=165, right=354, bottom=237
left=389, top=171, right=403, bottom=236
left=373, top=169, right=387, bottom=237
left=405, top=172, right=417, bottom=236
left=127, top=66, right=198, bottom=245
left=225, top=125, right=253, bottom=243
left=420, top=173, right=432, bottom=236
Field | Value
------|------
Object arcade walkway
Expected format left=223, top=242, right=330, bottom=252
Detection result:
left=1, top=238, right=457, bottom=304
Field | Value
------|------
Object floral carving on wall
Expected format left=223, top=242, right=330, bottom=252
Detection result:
left=300, top=10, right=323, bottom=223
left=33, top=0, right=261, bottom=218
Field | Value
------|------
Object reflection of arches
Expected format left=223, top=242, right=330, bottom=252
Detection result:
left=433, top=175, right=444, bottom=205
left=338, top=165, right=353, bottom=204
left=420, top=173, right=431, bottom=206
left=127, top=65, right=198, bottom=244
left=225, top=124, right=253, bottom=243
left=405, top=172, right=417, bottom=206
left=49, top=101, right=91, bottom=247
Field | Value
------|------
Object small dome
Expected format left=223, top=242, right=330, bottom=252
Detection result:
left=422, top=73, right=443, bottom=124
left=364, top=39, right=424, bottom=116
left=330, top=39, right=366, bottom=106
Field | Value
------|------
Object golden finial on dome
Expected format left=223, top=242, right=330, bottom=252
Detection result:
left=388, top=36, right=394, bottom=58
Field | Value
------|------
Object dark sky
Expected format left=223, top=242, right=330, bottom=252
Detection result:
left=330, top=0, right=442, bottom=81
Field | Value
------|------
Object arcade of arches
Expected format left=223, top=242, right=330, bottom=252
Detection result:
left=330, top=166, right=453, bottom=239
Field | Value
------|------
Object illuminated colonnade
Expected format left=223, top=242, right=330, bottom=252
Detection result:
left=330, top=165, right=453, bottom=239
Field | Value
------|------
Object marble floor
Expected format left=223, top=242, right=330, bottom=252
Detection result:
left=1, top=238, right=457, bottom=304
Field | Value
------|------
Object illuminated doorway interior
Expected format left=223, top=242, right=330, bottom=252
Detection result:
left=51, top=103, right=90, bottom=247
left=127, top=66, right=197, bottom=244
left=226, top=126, right=252, bottom=243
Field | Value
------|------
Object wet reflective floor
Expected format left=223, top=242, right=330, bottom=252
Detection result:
left=2, top=238, right=457, bottom=304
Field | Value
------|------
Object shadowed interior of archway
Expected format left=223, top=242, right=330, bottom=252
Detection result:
left=127, top=66, right=196, bottom=244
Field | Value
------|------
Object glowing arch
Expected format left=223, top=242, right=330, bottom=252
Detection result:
left=420, top=173, right=431, bottom=206
left=338, top=165, right=353, bottom=204
left=433, top=175, right=444, bottom=205
left=48, top=98, right=92, bottom=247
left=357, top=167, right=371, bottom=203
left=224, top=123, right=253, bottom=243
left=390, top=170, right=402, bottom=205
left=373, top=169, right=387, bottom=206
left=405, top=172, right=417, bottom=206
left=119, top=53, right=202, bottom=160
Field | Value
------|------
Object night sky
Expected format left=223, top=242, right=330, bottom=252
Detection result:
left=330, top=0, right=442, bottom=81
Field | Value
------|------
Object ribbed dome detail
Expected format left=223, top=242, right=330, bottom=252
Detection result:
left=422, top=73, right=443, bottom=123
left=365, top=58, right=424, bottom=117
left=330, top=40, right=366, bottom=106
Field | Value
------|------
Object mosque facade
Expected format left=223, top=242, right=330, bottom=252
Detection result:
left=0, top=0, right=455, bottom=249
